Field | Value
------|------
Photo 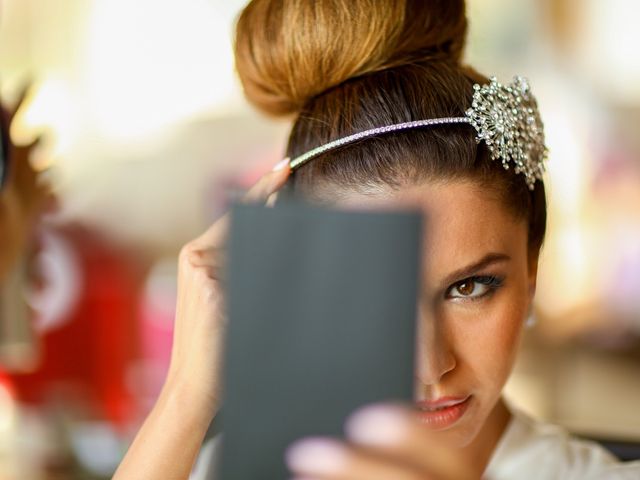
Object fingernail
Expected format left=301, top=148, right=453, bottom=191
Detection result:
left=345, top=404, right=409, bottom=447
left=272, top=157, right=290, bottom=171
left=285, top=438, right=346, bottom=475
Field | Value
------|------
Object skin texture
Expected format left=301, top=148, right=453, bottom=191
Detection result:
left=287, top=179, right=538, bottom=478
left=338, top=180, right=535, bottom=448
left=114, top=170, right=539, bottom=480
left=112, top=160, right=292, bottom=480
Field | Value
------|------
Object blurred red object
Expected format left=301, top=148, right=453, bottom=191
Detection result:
left=8, top=223, right=150, bottom=428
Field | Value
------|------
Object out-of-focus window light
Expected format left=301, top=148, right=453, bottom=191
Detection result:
left=7, top=0, right=242, bottom=158
left=580, top=0, right=640, bottom=104
left=85, top=0, right=237, bottom=144
left=12, top=78, right=75, bottom=167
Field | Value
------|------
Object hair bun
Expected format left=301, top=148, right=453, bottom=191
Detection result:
left=235, top=0, right=468, bottom=117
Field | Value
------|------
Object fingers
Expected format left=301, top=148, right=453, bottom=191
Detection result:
left=191, top=158, right=291, bottom=250
left=187, top=245, right=223, bottom=268
left=265, top=191, right=279, bottom=207
left=242, top=158, right=290, bottom=203
left=344, top=405, right=475, bottom=479
left=286, top=438, right=427, bottom=480
left=286, top=404, right=477, bottom=480
left=186, top=245, right=226, bottom=282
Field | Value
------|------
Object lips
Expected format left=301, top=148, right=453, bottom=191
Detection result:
left=414, top=396, right=471, bottom=430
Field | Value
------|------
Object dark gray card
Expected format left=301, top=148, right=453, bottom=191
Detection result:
left=214, top=201, right=422, bottom=479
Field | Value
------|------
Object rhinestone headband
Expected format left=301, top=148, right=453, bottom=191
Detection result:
left=289, top=76, right=548, bottom=190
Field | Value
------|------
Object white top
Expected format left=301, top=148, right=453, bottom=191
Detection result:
left=484, top=409, right=640, bottom=479
left=190, top=411, right=640, bottom=479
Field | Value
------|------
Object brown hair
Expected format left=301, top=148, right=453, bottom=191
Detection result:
left=235, top=0, right=547, bottom=255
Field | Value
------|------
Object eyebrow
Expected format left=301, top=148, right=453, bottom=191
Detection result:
left=441, top=253, right=512, bottom=287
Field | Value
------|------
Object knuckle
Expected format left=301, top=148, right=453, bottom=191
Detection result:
left=203, top=266, right=217, bottom=279
left=194, top=263, right=215, bottom=279
left=244, top=177, right=272, bottom=201
left=179, top=243, right=200, bottom=265
left=179, top=243, right=194, bottom=259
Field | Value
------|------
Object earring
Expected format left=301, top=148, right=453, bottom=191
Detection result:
left=525, top=312, right=537, bottom=329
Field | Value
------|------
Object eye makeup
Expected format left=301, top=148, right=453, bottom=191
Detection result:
left=445, top=274, right=505, bottom=301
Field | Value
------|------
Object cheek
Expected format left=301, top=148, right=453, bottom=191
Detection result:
left=448, top=288, right=528, bottom=391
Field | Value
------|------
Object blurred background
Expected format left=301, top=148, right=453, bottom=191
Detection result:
left=0, top=0, right=639, bottom=477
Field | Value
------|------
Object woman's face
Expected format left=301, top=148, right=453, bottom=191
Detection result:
left=334, top=179, right=537, bottom=448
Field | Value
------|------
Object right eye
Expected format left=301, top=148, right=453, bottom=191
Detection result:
left=446, top=275, right=504, bottom=301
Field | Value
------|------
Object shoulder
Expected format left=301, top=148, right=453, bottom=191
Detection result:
left=485, top=408, right=640, bottom=480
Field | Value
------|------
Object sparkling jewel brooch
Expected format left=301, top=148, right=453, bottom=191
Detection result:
left=288, top=75, right=548, bottom=190
left=466, top=76, right=548, bottom=189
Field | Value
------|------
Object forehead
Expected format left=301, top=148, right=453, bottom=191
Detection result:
left=334, top=180, right=529, bottom=276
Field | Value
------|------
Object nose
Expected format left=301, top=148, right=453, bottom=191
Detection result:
left=414, top=305, right=456, bottom=386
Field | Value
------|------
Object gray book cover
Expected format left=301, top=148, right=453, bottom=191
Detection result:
left=214, top=201, right=422, bottom=479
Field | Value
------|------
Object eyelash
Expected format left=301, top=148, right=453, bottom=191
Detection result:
left=446, top=275, right=505, bottom=301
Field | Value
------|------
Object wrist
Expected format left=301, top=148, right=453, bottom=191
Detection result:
left=161, top=370, right=219, bottom=423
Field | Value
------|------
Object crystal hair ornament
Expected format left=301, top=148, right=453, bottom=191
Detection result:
left=288, top=75, right=548, bottom=190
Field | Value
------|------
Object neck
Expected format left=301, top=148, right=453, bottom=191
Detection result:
left=462, top=397, right=512, bottom=476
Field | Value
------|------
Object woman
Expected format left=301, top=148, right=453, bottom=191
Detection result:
left=114, top=1, right=640, bottom=479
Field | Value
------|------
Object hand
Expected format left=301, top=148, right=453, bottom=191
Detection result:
left=164, top=159, right=291, bottom=413
left=286, top=404, right=478, bottom=480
